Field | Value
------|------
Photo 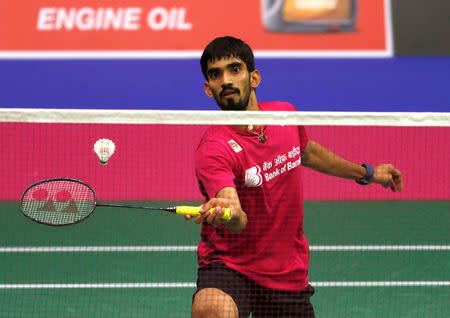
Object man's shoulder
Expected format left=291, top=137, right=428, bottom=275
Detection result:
left=196, top=126, right=237, bottom=162
left=201, top=125, right=230, bottom=139
left=198, top=125, right=231, bottom=148
left=259, top=101, right=297, bottom=111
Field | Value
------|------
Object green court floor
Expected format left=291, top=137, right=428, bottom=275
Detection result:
left=1, top=201, right=449, bottom=317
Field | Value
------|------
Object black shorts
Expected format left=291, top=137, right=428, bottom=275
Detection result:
left=194, top=262, right=315, bottom=318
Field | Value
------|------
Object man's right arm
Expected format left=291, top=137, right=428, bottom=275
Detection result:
left=194, top=187, right=247, bottom=233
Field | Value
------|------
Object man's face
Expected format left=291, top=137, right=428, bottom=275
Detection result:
left=204, top=57, right=252, bottom=111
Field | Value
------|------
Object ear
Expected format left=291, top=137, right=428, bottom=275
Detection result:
left=204, top=81, right=213, bottom=98
left=250, top=70, right=261, bottom=89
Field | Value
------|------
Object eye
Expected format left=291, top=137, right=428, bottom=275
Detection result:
left=232, top=66, right=240, bottom=73
left=209, top=71, right=219, bottom=79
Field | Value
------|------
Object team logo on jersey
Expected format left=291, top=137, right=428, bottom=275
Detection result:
left=228, top=139, right=242, bottom=153
left=245, top=166, right=263, bottom=187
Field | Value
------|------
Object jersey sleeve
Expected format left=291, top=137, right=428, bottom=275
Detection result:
left=286, top=102, right=309, bottom=152
left=195, top=140, right=236, bottom=200
left=298, top=126, right=309, bottom=153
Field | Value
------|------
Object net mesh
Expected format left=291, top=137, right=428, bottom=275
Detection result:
left=1, top=110, right=449, bottom=317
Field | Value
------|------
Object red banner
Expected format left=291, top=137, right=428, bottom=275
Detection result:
left=0, top=0, right=391, bottom=57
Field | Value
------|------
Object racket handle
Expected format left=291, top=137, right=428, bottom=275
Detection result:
left=175, top=206, right=231, bottom=220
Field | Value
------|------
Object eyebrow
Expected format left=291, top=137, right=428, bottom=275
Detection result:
left=227, top=62, right=243, bottom=68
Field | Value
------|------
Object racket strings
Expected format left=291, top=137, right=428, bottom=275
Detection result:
left=21, top=180, right=95, bottom=225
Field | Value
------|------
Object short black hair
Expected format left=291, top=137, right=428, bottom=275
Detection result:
left=200, top=36, right=255, bottom=80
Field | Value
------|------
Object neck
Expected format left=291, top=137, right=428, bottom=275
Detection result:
left=235, top=92, right=259, bottom=131
left=245, top=92, right=259, bottom=111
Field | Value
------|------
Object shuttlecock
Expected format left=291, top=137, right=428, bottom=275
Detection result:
left=94, top=138, right=116, bottom=165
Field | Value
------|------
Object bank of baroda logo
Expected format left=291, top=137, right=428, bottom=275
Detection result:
left=245, top=166, right=263, bottom=187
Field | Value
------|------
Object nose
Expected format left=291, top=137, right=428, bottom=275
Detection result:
left=222, top=70, right=233, bottom=85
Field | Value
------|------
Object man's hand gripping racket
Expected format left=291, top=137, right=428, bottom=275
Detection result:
left=185, top=187, right=247, bottom=233
left=185, top=198, right=234, bottom=227
left=20, top=178, right=231, bottom=226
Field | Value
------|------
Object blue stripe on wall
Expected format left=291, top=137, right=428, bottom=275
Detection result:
left=0, top=57, right=448, bottom=112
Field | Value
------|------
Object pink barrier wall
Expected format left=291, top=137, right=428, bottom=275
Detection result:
left=1, top=123, right=448, bottom=201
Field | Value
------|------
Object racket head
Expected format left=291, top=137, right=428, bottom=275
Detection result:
left=20, top=178, right=97, bottom=226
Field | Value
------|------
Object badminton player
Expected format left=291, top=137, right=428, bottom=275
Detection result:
left=187, top=36, right=403, bottom=318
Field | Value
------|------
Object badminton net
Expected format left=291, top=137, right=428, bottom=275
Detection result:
left=0, top=109, right=448, bottom=317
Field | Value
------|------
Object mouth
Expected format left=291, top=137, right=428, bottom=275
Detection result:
left=221, top=89, right=239, bottom=98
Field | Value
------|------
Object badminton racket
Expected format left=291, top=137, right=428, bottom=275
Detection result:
left=20, top=178, right=231, bottom=226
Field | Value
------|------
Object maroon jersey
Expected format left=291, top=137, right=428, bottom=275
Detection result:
left=195, top=101, right=310, bottom=291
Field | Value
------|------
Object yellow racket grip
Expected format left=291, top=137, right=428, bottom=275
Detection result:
left=175, top=206, right=231, bottom=220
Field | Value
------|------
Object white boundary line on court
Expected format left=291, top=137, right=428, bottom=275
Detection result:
left=1, top=109, right=449, bottom=126
left=311, top=245, right=450, bottom=251
left=0, top=281, right=448, bottom=289
left=0, top=245, right=448, bottom=253
left=312, top=281, right=450, bottom=287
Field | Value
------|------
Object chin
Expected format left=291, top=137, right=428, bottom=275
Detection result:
left=224, top=99, right=247, bottom=111
left=226, top=104, right=247, bottom=111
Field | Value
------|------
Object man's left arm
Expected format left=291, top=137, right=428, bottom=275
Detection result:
left=301, top=140, right=403, bottom=192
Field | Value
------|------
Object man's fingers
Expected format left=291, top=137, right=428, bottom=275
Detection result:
left=195, top=213, right=208, bottom=224
left=390, top=181, right=396, bottom=192
left=206, top=207, right=218, bottom=223
left=195, top=204, right=218, bottom=224
left=199, top=202, right=211, bottom=213
left=391, top=167, right=403, bottom=192
left=206, top=207, right=224, bottom=226
left=192, top=199, right=231, bottom=226
left=374, top=164, right=403, bottom=193
left=195, top=206, right=227, bottom=226
left=396, top=177, right=403, bottom=192
left=194, top=206, right=210, bottom=224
